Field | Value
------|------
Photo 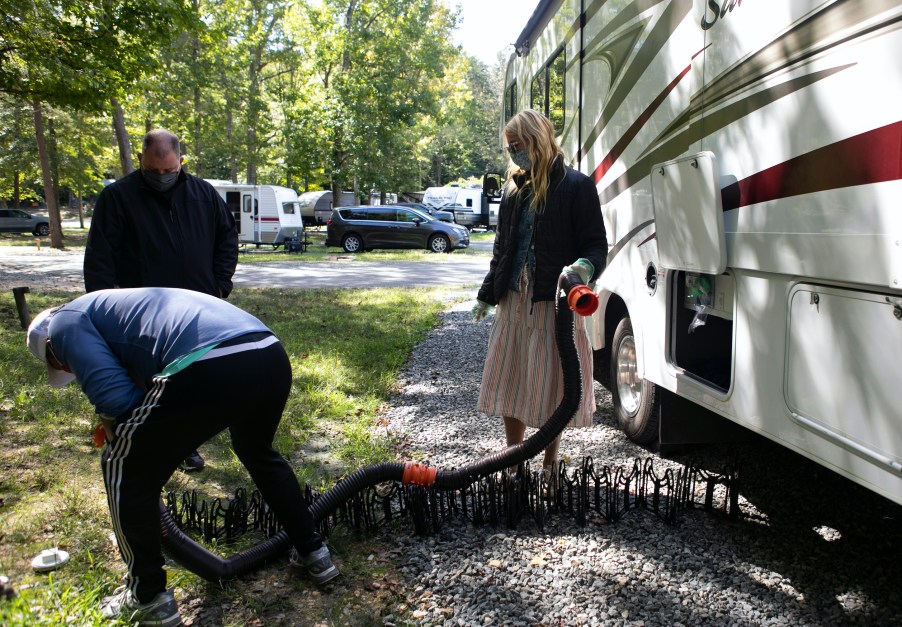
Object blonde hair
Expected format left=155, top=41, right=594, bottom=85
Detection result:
left=503, top=109, right=565, bottom=213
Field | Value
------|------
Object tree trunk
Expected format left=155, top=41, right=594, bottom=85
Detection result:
left=191, top=0, right=203, bottom=178
left=227, top=108, right=237, bottom=183
left=47, top=115, right=60, bottom=206
left=13, top=170, right=20, bottom=207
left=32, top=100, right=63, bottom=248
left=111, top=98, right=134, bottom=175
left=77, top=186, right=85, bottom=229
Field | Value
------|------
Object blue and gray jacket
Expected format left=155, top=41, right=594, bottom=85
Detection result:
left=48, top=288, right=272, bottom=419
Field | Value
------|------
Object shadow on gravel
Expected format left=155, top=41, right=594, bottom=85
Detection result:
left=658, top=434, right=902, bottom=624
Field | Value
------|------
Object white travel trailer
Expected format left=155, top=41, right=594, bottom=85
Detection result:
left=208, top=181, right=304, bottom=246
left=297, top=190, right=356, bottom=227
left=423, top=177, right=502, bottom=229
left=506, top=0, right=902, bottom=505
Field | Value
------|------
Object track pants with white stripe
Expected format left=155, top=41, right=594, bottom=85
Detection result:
left=101, top=339, right=322, bottom=603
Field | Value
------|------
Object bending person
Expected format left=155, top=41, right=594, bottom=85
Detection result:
left=27, top=288, right=338, bottom=627
left=473, top=109, right=607, bottom=480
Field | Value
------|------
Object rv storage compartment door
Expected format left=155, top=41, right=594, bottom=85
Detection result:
left=786, top=285, right=902, bottom=473
left=651, top=151, right=726, bottom=274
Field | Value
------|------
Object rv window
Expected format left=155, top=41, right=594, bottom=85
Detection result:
left=282, top=202, right=297, bottom=215
left=505, top=81, right=517, bottom=121
left=531, top=48, right=566, bottom=134
left=465, top=199, right=473, bottom=207
left=242, top=196, right=252, bottom=213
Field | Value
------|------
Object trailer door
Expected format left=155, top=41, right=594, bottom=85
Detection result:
left=241, top=193, right=256, bottom=242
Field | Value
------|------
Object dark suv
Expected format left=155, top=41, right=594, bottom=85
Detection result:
left=325, top=205, right=470, bottom=253
left=397, top=202, right=454, bottom=223
left=0, top=209, right=50, bottom=236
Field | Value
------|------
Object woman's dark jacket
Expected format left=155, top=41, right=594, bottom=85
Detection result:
left=477, top=158, right=607, bottom=305
left=84, top=169, right=238, bottom=298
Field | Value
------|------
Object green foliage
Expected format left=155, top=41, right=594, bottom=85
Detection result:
left=2, top=0, right=506, bottom=211
left=0, top=1, right=193, bottom=109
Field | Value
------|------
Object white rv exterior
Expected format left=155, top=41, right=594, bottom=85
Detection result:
left=422, top=184, right=500, bottom=229
left=208, top=181, right=304, bottom=246
left=506, top=0, right=902, bottom=505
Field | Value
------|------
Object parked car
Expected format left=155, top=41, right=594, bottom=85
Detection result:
left=325, top=205, right=470, bottom=253
left=397, top=202, right=455, bottom=224
left=0, top=209, right=50, bottom=236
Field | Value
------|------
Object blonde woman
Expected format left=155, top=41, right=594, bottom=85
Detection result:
left=473, top=109, right=607, bottom=478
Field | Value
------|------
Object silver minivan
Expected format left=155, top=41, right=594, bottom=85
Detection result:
left=0, top=209, right=50, bottom=236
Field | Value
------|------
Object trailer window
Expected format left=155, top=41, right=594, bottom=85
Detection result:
left=282, top=202, right=297, bottom=215
left=242, top=196, right=252, bottom=213
left=531, top=48, right=565, bottom=134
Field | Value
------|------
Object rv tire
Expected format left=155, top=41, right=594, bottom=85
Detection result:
left=342, top=233, right=364, bottom=253
left=610, top=317, right=659, bottom=445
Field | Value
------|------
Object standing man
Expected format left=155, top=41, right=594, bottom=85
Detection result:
left=27, top=288, right=339, bottom=626
left=84, top=128, right=238, bottom=471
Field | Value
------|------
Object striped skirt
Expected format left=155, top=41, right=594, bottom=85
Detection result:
left=476, top=268, right=596, bottom=429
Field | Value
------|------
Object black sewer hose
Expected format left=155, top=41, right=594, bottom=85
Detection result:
left=160, top=270, right=596, bottom=580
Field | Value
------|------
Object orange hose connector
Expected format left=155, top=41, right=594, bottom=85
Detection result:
left=402, top=463, right=438, bottom=486
left=567, top=285, right=598, bottom=316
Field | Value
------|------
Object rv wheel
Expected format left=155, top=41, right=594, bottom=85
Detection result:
left=609, top=316, right=659, bottom=445
left=342, top=233, right=363, bottom=253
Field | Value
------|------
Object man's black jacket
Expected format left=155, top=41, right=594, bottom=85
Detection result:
left=477, top=158, right=607, bottom=305
left=84, top=170, right=238, bottom=298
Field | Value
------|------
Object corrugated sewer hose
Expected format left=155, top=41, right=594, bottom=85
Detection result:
left=159, top=269, right=599, bottom=580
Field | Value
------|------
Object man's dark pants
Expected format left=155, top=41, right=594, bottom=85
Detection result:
left=101, top=339, right=321, bottom=603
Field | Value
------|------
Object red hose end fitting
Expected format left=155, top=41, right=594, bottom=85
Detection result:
left=567, top=285, right=598, bottom=316
left=402, top=463, right=438, bottom=486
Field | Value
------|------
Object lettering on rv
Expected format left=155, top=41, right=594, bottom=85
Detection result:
left=701, top=0, right=743, bottom=31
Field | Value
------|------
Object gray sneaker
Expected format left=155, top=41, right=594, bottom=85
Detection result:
left=290, top=545, right=340, bottom=584
left=100, top=585, right=182, bottom=626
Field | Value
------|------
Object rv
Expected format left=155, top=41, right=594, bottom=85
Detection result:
left=208, top=181, right=304, bottom=246
left=297, top=190, right=357, bottom=227
left=423, top=175, right=503, bottom=229
left=506, top=0, right=902, bottom=505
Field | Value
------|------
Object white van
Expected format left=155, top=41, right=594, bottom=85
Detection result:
left=422, top=176, right=503, bottom=229
left=208, top=181, right=304, bottom=246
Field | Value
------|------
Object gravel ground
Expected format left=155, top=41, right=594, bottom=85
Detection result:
left=377, top=300, right=902, bottom=627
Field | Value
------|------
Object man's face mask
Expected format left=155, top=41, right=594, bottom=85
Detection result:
left=142, top=167, right=180, bottom=193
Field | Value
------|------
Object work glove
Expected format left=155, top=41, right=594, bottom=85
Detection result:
left=472, top=300, right=494, bottom=322
left=564, top=258, right=595, bottom=285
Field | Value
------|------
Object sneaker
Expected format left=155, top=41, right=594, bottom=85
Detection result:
left=100, top=585, right=182, bottom=627
left=180, top=450, right=205, bottom=472
left=290, top=545, right=340, bottom=585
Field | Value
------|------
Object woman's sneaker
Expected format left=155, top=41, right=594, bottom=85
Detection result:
left=100, top=585, right=182, bottom=626
left=290, top=545, right=340, bottom=584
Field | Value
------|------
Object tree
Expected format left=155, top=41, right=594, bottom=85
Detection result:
left=1, top=0, right=192, bottom=247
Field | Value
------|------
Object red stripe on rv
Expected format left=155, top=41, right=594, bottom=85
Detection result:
left=722, top=121, right=902, bottom=210
left=255, top=217, right=280, bottom=222
left=592, top=64, right=692, bottom=184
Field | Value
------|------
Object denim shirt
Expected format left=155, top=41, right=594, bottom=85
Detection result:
left=508, top=203, right=537, bottom=292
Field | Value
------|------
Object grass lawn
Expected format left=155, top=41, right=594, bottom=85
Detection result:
left=0, top=230, right=89, bottom=249
left=0, top=229, right=493, bottom=265
left=0, top=286, right=458, bottom=625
